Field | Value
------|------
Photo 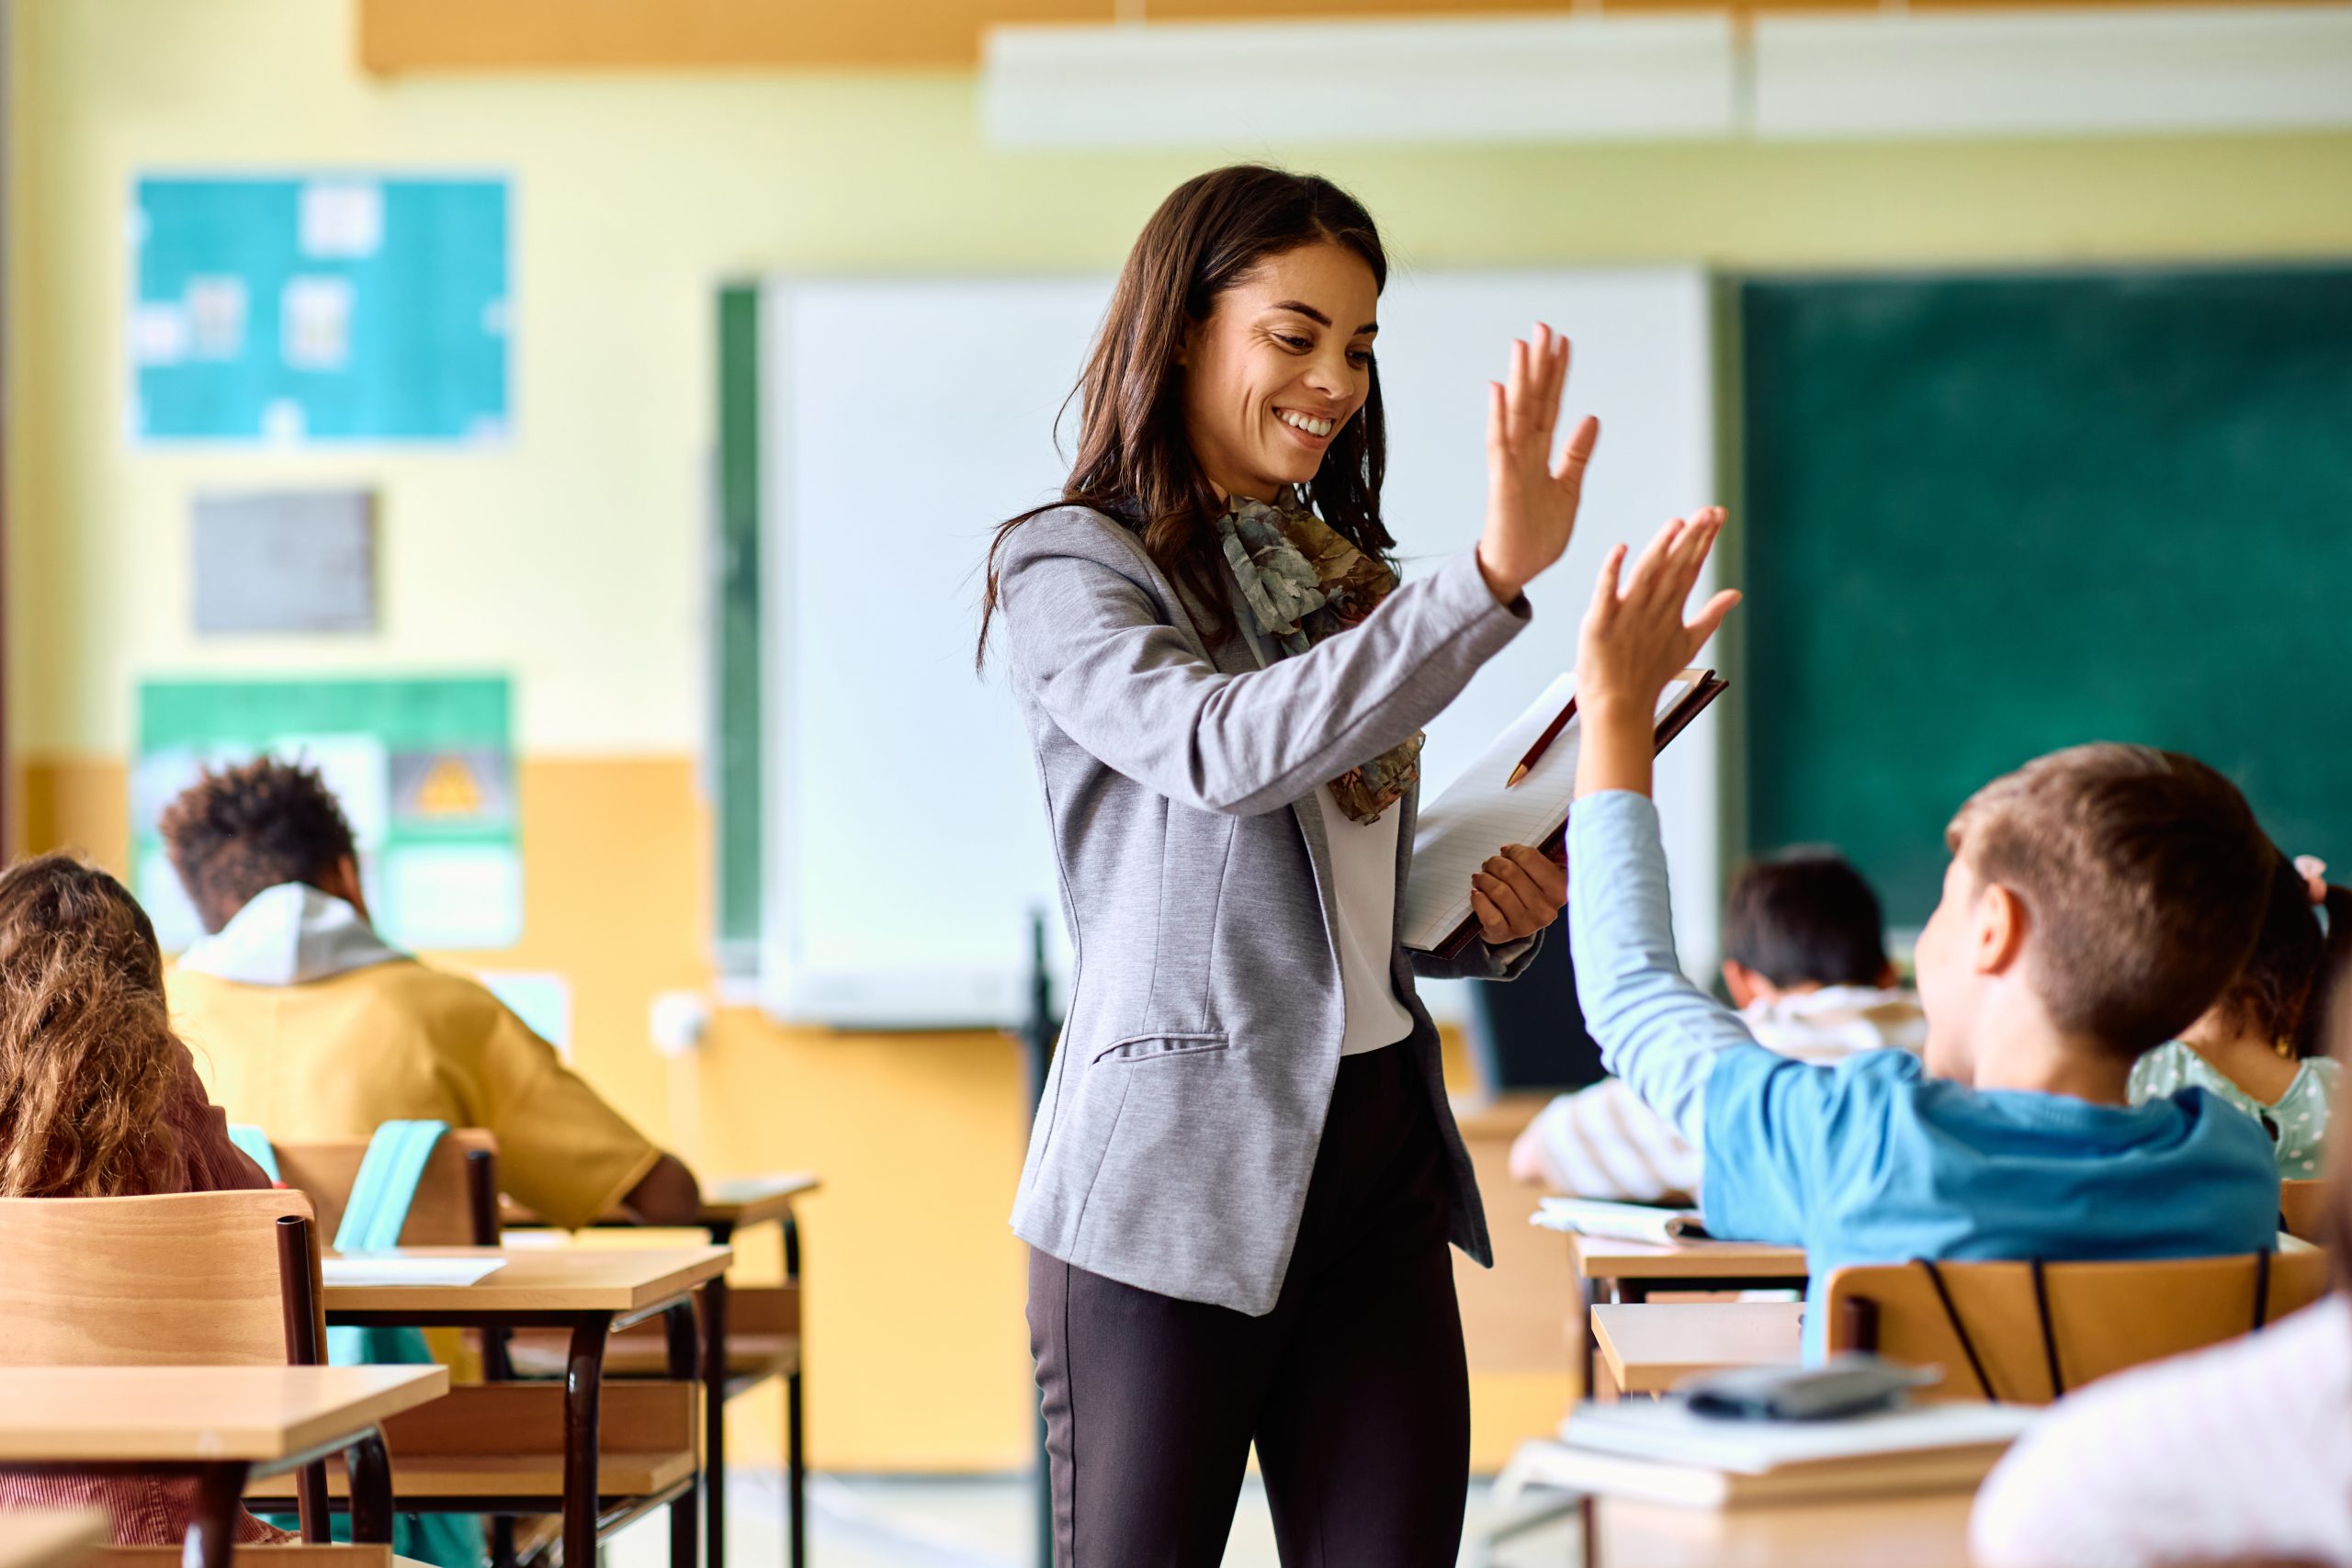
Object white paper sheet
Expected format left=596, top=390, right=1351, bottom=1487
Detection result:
left=1403, top=671, right=1696, bottom=953
left=322, top=1256, right=506, bottom=1288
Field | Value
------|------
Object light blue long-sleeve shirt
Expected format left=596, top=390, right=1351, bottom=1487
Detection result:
left=1568, top=789, right=2280, bottom=1360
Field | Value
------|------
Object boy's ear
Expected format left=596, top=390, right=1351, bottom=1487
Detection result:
left=1973, top=882, right=2028, bottom=977
left=1723, top=961, right=1765, bottom=1009
left=1875, top=961, right=1901, bottom=989
left=325, top=854, right=371, bottom=923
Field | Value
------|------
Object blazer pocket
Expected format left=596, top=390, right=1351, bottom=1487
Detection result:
left=1091, top=1031, right=1230, bottom=1066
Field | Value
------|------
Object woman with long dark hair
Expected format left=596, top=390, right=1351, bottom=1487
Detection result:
left=981, top=164, right=1709, bottom=1563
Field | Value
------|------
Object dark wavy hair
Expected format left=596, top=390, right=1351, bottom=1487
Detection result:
left=977, top=164, right=1392, bottom=666
left=2213, top=847, right=2352, bottom=1059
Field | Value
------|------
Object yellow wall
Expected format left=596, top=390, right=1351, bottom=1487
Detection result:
left=10, top=0, right=2352, bottom=1472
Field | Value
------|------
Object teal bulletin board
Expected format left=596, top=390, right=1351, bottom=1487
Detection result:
left=133, top=676, right=520, bottom=953
left=1738, top=266, right=2352, bottom=926
left=130, top=175, right=509, bottom=443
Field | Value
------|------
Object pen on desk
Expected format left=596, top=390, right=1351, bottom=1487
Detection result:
left=1505, top=698, right=1578, bottom=789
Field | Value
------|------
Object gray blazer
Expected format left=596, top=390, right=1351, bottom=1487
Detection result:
left=997, top=505, right=1541, bottom=1316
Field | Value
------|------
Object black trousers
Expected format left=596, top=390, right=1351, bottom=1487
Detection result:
left=1028, top=1043, right=1471, bottom=1567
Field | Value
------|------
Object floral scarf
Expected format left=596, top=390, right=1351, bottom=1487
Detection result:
left=1215, top=488, right=1422, bottom=824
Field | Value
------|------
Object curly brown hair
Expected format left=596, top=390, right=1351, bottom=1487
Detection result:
left=0, top=854, right=184, bottom=1197
left=158, top=757, right=357, bottom=934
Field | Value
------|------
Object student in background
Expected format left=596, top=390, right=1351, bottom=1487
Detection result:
left=2129, top=850, right=2347, bottom=1179
left=1566, top=515, right=2278, bottom=1359
left=1972, top=1007, right=2352, bottom=1568
left=161, top=759, right=699, bottom=1229
left=1510, top=847, right=1923, bottom=1200
left=0, top=854, right=289, bottom=1547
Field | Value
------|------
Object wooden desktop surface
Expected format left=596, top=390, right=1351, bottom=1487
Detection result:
left=1596, top=1491, right=1975, bottom=1568
left=501, top=1174, right=819, bottom=1234
left=0, top=1509, right=105, bottom=1568
left=1593, top=1301, right=1807, bottom=1394
left=322, top=1246, right=729, bottom=1314
left=698, top=1173, right=821, bottom=1230
left=0, top=1366, right=447, bottom=1461
left=1569, top=1234, right=1811, bottom=1282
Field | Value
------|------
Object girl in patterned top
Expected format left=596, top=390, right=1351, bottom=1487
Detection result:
left=2128, top=849, right=2349, bottom=1179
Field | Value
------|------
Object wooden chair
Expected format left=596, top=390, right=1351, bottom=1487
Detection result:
left=269, top=1131, right=503, bottom=1249
left=269, top=1131, right=511, bottom=1385
left=249, top=1135, right=702, bottom=1568
left=1825, top=1250, right=2332, bottom=1403
left=2280, top=1179, right=2330, bottom=1245
left=0, top=1190, right=386, bottom=1556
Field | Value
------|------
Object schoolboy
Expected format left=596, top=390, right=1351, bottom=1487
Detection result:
left=161, top=757, right=701, bottom=1228
left=1510, top=847, right=1923, bottom=1200
left=1569, top=513, right=2278, bottom=1356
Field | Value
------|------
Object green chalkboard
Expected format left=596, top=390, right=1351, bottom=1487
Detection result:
left=1739, top=266, right=2352, bottom=924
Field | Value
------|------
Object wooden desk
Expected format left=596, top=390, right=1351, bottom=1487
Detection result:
left=1589, top=1491, right=1974, bottom=1568
left=0, top=1509, right=104, bottom=1568
left=0, top=1367, right=447, bottom=1568
left=500, top=1176, right=820, bottom=1568
left=323, top=1246, right=726, bottom=1568
left=1591, top=1302, right=1807, bottom=1397
left=1566, top=1234, right=1809, bottom=1389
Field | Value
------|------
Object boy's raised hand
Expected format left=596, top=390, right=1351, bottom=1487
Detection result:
left=1574, top=510, right=1740, bottom=799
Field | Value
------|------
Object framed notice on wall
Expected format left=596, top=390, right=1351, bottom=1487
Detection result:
left=130, top=174, right=510, bottom=444
left=132, top=675, right=522, bottom=953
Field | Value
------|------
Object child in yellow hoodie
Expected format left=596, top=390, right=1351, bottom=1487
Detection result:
left=162, top=758, right=700, bottom=1229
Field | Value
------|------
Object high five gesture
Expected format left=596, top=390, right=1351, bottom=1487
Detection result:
left=1476, top=323, right=1601, bottom=603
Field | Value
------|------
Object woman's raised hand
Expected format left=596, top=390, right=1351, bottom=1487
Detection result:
left=1476, top=322, right=1600, bottom=604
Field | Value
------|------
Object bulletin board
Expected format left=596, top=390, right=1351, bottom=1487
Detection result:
left=130, top=175, right=510, bottom=443
left=132, top=675, right=522, bottom=953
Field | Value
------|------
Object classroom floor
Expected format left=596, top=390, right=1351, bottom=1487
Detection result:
left=605, top=1470, right=1581, bottom=1567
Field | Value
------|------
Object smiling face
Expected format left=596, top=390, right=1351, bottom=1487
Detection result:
left=1176, top=241, right=1379, bottom=504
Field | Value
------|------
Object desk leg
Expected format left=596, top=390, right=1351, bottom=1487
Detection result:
left=699, top=1272, right=730, bottom=1568
left=666, top=1300, right=703, bottom=1568
left=344, top=1428, right=394, bottom=1545
left=1578, top=1492, right=1599, bottom=1568
left=1580, top=1278, right=1607, bottom=1398
left=784, top=1215, right=806, bottom=1568
left=183, top=1461, right=250, bottom=1568
left=564, top=1313, right=615, bottom=1568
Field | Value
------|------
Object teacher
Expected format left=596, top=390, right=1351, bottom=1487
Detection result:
left=978, top=165, right=1598, bottom=1566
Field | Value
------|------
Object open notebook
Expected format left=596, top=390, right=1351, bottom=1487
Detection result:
left=1402, top=668, right=1726, bottom=957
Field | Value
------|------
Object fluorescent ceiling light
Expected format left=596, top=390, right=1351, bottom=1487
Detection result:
left=1753, top=4, right=2352, bottom=140
left=983, top=14, right=1739, bottom=148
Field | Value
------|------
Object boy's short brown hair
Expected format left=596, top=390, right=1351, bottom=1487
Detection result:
left=1945, top=743, right=2271, bottom=1059
left=158, top=757, right=358, bottom=935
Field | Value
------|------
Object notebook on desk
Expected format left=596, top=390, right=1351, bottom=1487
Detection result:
left=1402, top=668, right=1726, bottom=959
left=1499, top=1398, right=2037, bottom=1510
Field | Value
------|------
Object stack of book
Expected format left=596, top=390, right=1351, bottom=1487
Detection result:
left=1499, top=1397, right=2037, bottom=1509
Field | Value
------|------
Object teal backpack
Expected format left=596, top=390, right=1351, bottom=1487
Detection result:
left=234, top=1122, right=486, bottom=1568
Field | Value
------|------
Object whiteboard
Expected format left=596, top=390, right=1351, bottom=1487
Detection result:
left=760, top=268, right=1721, bottom=1028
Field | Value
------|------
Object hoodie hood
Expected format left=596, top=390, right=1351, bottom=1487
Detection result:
left=177, top=882, right=404, bottom=987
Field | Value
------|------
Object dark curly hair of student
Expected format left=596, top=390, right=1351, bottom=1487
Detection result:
left=157, top=756, right=358, bottom=935
left=977, top=164, right=1392, bottom=667
left=0, top=854, right=182, bottom=1197
left=2214, top=847, right=2352, bottom=1059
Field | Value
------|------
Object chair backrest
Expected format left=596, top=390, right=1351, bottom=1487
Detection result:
left=2280, top=1180, right=2330, bottom=1245
left=273, top=1130, right=502, bottom=1247
left=0, top=1189, right=322, bottom=1366
left=1825, top=1250, right=2332, bottom=1404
